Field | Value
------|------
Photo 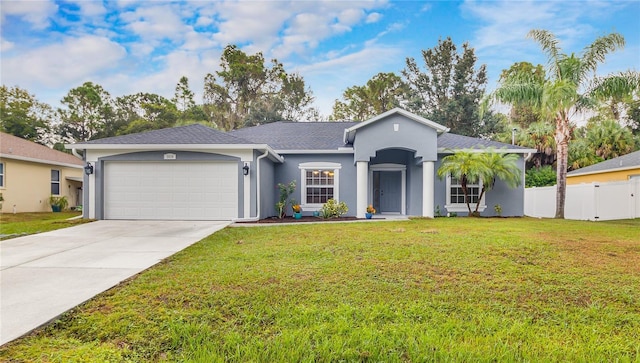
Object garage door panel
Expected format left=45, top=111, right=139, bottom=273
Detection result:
left=104, top=161, right=238, bottom=220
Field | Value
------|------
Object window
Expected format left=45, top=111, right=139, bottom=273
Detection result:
left=299, top=162, right=341, bottom=207
left=51, top=169, right=60, bottom=195
left=445, top=175, right=485, bottom=212
left=0, top=163, right=4, bottom=188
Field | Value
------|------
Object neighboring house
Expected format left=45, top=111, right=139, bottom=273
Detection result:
left=0, top=132, right=83, bottom=213
left=567, top=150, right=640, bottom=185
left=68, top=108, right=535, bottom=221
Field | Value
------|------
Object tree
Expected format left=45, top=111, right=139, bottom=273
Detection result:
left=172, top=76, right=196, bottom=112
left=58, top=82, right=113, bottom=142
left=97, top=93, right=178, bottom=138
left=0, top=85, right=53, bottom=144
left=437, top=150, right=521, bottom=216
left=585, top=119, right=635, bottom=160
left=476, top=151, right=521, bottom=213
left=491, top=29, right=638, bottom=218
left=203, top=44, right=316, bottom=130
left=499, top=62, right=545, bottom=128
left=403, top=37, right=488, bottom=136
left=330, top=72, right=409, bottom=120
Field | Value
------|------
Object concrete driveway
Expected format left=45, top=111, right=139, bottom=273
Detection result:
left=0, top=220, right=229, bottom=346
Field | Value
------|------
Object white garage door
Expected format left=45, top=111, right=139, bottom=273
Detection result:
left=104, top=161, right=238, bottom=220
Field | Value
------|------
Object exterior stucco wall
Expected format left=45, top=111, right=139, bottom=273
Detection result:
left=0, top=158, right=82, bottom=213
left=273, top=153, right=357, bottom=217
left=567, top=168, right=640, bottom=185
left=353, top=114, right=438, bottom=162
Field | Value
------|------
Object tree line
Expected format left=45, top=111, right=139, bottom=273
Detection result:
left=2, top=32, right=639, bottom=217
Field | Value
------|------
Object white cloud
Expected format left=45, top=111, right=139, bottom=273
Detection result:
left=2, top=35, right=126, bottom=88
left=73, top=0, right=107, bottom=17
left=1, top=37, right=14, bottom=51
left=0, top=0, right=58, bottom=29
left=120, top=3, right=190, bottom=42
left=366, top=12, right=382, bottom=23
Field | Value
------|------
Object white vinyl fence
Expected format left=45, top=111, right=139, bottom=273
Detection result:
left=525, top=178, right=640, bottom=221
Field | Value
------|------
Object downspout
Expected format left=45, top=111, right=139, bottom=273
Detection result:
left=71, top=148, right=83, bottom=160
left=232, top=149, right=271, bottom=222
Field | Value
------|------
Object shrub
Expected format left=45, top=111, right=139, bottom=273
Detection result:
left=319, top=199, right=348, bottom=219
left=275, top=181, right=296, bottom=218
left=525, top=166, right=556, bottom=187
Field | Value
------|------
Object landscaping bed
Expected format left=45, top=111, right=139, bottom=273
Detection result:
left=236, top=215, right=363, bottom=223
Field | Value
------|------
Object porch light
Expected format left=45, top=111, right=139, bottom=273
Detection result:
left=243, top=163, right=250, bottom=176
left=84, top=162, right=94, bottom=175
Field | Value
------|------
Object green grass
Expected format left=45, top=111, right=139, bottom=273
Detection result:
left=0, top=212, right=90, bottom=240
left=1, top=218, right=639, bottom=362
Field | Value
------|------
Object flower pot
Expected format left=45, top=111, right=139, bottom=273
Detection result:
left=294, top=212, right=302, bottom=219
left=313, top=211, right=320, bottom=217
left=365, top=213, right=373, bottom=219
left=51, top=205, right=61, bottom=213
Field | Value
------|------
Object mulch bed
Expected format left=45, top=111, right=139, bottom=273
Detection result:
left=236, top=216, right=365, bottom=224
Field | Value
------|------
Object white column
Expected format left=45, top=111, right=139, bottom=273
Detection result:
left=423, top=161, right=435, bottom=218
left=243, top=162, right=251, bottom=218
left=356, top=161, right=368, bottom=218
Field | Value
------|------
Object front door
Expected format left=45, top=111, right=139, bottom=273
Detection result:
left=373, top=171, right=402, bottom=213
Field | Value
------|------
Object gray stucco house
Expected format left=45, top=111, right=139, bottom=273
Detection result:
left=69, top=108, right=535, bottom=221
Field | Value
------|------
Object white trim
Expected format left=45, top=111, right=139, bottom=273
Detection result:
left=437, top=148, right=537, bottom=154
left=66, top=144, right=285, bottom=163
left=568, top=166, right=640, bottom=178
left=276, top=149, right=354, bottom=154
left=0, top=154, right=83, bottom=169
left=444, top=174, right=486, bottom=213
left=299, top=162, right=341, bottom=210
left=369, top=163, right=406, bottom=215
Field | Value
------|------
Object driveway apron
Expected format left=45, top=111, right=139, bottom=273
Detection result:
left=0, top=220, right=229, bottom=346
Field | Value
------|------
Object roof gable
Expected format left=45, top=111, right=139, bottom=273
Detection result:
left=344, top=108, right=449, bottom=144
left=75, top=124, right=252, bottom=145
left=568, top=150, right=640, bottom=176
left=0, top=132, right=83, bottom=167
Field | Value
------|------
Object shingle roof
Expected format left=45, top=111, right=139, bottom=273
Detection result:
left=76, top=124, right=253, bottom=145
left=568, top=150, right=640, bottom=175
left=0, top=132, right=83, bottom=166
left=72, top=121, right=531, bottom=153
left=230, top=121, right=358, bottom=150
left=437, top=133, right=530, bottom=150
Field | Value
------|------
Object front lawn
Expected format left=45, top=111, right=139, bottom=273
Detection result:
left=1, top=218, right=639, bottom=361
left=0, top=212, right=90, bottom=240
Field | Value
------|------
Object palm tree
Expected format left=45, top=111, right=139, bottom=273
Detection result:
left=437, top=151, right=487, bottom=215
left=437, top=150, right=521, bottom=216
left=492, top=29, right=638, bottom=218
left=586, top=119, right=635, bottom=160
left=475, top=151, right=522, bottom=214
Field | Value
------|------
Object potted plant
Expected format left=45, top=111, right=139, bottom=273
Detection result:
left=49, top=195, right=69, bottom=212
left=292, top=204, right=302, bottom=219
left=365, top=204, right=376, bottom=219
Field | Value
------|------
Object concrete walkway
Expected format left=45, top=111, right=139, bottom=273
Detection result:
left=0, top=220, right=229, bottom=346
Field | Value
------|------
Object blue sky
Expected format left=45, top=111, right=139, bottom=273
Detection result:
left=1, top=0, right=639, bottom=118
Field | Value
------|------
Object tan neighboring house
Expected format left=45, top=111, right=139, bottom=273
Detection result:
left=567, top=149, right=640, bottom=185
left=0, top=132, right=83, bottom=213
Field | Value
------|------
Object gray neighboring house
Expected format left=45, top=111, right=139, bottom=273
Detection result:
left=68, top=108, right=535, bottom=221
